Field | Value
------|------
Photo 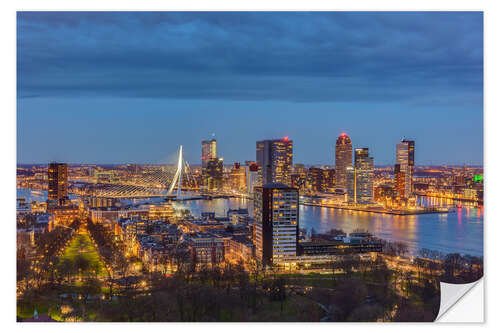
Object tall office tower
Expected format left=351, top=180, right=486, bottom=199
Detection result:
left=48, top=162, right=68, bottom=205
left=394, top=164, right=406, bottom=198
left=354, top=148, right=374, bottom=204
left=395, top=139, right=415, bottom=198
left=346, top=166, right=356, bottom=203
left=204, top=158, right=223, bottom=191
left=201, top=138, right=217, bottom=167
left=335, top=133, right=353, bottom=189
left=245, top=162, right=259, bottom=195
left=230, top=162, right=247, bottom=191
left=201, top=137, right=219, bottom=190
left=253, top=183, right=299, bottom=267
left=307, top=167, right=324, bottom=192
left=256, top=137, right=293, bottom=186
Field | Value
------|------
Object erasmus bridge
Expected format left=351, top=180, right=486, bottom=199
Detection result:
left=88, top=145, right=199, bottom=198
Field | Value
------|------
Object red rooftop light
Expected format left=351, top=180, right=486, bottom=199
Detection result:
left=283, top=136, right=289, bottom=141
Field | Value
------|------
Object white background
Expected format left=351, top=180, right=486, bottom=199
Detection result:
left=1, top=0, right=497, bottom=331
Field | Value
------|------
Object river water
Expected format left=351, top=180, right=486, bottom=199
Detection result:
left=17, top=188, right=483, bottom=257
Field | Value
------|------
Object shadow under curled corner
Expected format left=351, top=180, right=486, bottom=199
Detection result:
left=435, top=278, right=484, bottom=322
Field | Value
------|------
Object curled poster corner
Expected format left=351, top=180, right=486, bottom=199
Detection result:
left=436, top=278, right=484, bottom=322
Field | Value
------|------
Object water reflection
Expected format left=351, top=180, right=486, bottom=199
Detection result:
left=17, top=188, right=483, bottom=257
left=181, top=195, right=483, bottom=256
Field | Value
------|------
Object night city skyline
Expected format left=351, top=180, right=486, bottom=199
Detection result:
left=17, top=12, right=483, bottom=166
left=15, top=10, right=485, bottom=323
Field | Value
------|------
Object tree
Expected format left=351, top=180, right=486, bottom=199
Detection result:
left=81, top=277, right=102, bottom=303
left=348, top=304, right=384, bottom=322
left=114, top=252, right=130, bottom=278
left=337, top=256, right=355, bottom=278
left=327, top=228, right=346, bottom=237
left=402, top=271, right=413, bottom=296
left=16, top=248, right=31, bottom=289
left=331, top=259, right=338, bottom=283
left=394, top=242, right=409, bottom=257
left=329, top=277, right=369, bottom=321
left=268, top=276, right=288, bottom=314
left=59, top=258, right=75, bottom=283
left=74, top=254, right=90, bottom=279
left=442, top=253, right=463, bottom=281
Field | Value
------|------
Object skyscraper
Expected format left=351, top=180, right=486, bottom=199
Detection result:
left=307, top=167, right=324, bottom=192
left=347, top=148, right=374, bottom=204
left=230, top=162, right=246, bottom=191
left=335, top=133, right=353, bottom=189
left=346, top=166, right=356, bottom=203
left=202, top=137, right=221, bottom=191
left=253, top=183, right=299, bottom=266
left=48, top=162, right=68, bottom=205
left=201, top=138, right=217, bottom=168
left=245, top=162, right=259, bottom=195
left=256, top=137, right=293, bottom=186
left=204, top=158, right=223, bottom=191
left=354, top=148, right=374, bottom=204
left=394, top=164, right=406, bottom=198
left=395, top=139, right=415, bottom=198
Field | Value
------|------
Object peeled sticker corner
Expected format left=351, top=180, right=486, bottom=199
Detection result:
left=436, top=278, right=484, bottom=322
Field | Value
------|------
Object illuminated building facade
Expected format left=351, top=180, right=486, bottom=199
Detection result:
left=354, top=148, right=374, bottom=204
left=186, top=233, right=225, bottom=266
left=93, top=170, right=120, bottom=184
left=374, top=184, right=397, bottom=206
left=253, top=183, right=299, bottom=266
left=335, top=133, right=353, bottom=189
left=201, top=138, right=217, bottom=167
left=88, top=197, right=118, bottom=208
left=204, top=157, right=223, bottom=191
left=201, top=138, right=219, bottom=190
left=322, top=168, right=336, bottom=190
left=48, top=205, right=80, bottom=226
left=394, top=164, right=406, bottom=198
left=230, top=162, right=247, bottom=191
left=48, top=162, right=68, bottom=205
left=256, top=137, right=293, bottom=186
left=307, top=167, right=324, bottom=192
left=291, top=164, right=307, bottom=191
left=395, top=139, right=415, bottom=198
left=346, top=166, right=356, bottom=203
left=346, top=148, right=374, bottom=204
left=148, top=203, right=175, bottom=221
left=245, top=162, right=259, bottom=195
left=291, top=174, right=306, bottom=191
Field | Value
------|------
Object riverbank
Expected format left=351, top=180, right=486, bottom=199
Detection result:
left=17, top=188, right=484, bottom=257
left=300, top=201, right=450, bottom=216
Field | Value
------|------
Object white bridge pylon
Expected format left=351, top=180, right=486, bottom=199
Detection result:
left=167, top=145, right=192, bottom=197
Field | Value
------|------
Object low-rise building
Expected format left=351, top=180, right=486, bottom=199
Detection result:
left=48, top=205, right=80, bottom=226
left=185, top=233, right=225, bottom=266
left=298, top=233, right=383, bottom=256
left=229, top=235, right=255, bottom=262
left=90, top=206, right=149, bottom=226
left=148, top=203, right=175, bottom=221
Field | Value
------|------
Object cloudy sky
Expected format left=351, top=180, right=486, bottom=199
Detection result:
left=17, top=12, right=483, bottom=165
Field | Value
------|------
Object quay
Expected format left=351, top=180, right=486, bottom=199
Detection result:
left=299, top=201, right=450, bottom=215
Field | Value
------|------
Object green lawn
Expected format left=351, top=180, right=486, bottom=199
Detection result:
left=58, top=234, right=107, bottom=277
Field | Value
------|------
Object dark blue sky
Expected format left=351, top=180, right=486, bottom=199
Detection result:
left=17, top=12, right=483, bottom=165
